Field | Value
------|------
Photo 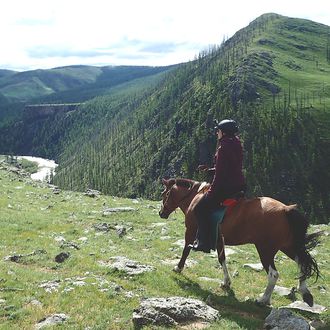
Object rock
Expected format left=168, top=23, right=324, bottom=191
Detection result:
left=133, top=297, right=220, bottom=328
left=29, top=299, right=43, bottom=307
left=4, top=249, right=47, bottom=262
left=39, top=280, right=61, bottom=293
left=273, top=285, right=296, bottom=300
left=116, top=226, right=126, bottom=237
left=99, top=256, right=154, bottom=275
left=54, top=236, right=66, bottom=243
left=283, top=301, right=327, bottom=314
left=93, top=223, right=113, bottom=232
left=264, top=308, right=309, bottom=330
left=35, top=313, right=69, bottom=329
left=103, top=207, right=137, bottom=215
left=243, top=263, right=263, bottom=272
left=55, top=252, right=70, bottom=263
left=84, top=189, right=101, bottom=197
left=60, top=241, right=80, bottom=250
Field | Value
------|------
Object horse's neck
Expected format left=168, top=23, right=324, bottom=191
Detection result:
left=178, top=182, right=201, bottom=215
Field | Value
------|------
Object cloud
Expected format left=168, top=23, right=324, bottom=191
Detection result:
left=27, top=47, right=115, bottom=59
left=1, top=0, right=330, bottom=71
left=140, top=42, right=186, bottom=54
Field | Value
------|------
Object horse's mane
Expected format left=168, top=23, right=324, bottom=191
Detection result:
left=168, top=178, right=199, bottom=189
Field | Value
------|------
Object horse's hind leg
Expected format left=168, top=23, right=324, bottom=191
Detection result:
left=255, top=244, right=279, bottom=306
left=217, top=235, right=231, bottom=288
left=281, top=247, right=314, bottom=306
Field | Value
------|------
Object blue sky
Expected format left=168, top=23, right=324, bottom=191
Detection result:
left=1, top=0, right=329, bottom=71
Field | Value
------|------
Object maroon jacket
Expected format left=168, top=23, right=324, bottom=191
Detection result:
left=207, top=135, right=245, bottom=198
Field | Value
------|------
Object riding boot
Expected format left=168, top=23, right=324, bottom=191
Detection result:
left=189, top=193, right=215, bottom=253
left=189, top=215, right=211, bottom=253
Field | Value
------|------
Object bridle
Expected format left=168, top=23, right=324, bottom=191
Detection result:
left=161, top=182, right=199, bottom=214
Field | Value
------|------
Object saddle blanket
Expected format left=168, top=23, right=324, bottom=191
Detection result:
left=210, top=198, right=238, bottom=250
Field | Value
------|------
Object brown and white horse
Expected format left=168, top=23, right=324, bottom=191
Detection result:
left=159, top=178, right=321, bottom=306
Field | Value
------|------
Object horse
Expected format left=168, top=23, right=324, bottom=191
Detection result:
left=159, top=178, right=322, bottom=307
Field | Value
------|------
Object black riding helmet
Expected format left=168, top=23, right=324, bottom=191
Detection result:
left=216, top=119, right=238, bottom=135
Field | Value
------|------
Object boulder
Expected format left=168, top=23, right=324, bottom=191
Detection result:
left=133, top=297, right=220, bottom=328
left=264, top=308, right=309, bottom=330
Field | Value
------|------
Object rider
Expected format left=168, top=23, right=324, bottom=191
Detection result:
left=191, top=119, right=246, bottom=253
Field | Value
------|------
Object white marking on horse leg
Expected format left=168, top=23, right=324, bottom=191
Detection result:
left=257, top=266, right=279, bottom=305
left=220, top=259, right=231, bottom=288
left=173, top=265, right=182, bottom=273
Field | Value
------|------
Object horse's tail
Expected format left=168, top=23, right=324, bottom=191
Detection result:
left=285, top=207, right=322, bottom=281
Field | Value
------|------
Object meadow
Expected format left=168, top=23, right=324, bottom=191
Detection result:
left=0, top=161, right=329, bottom=329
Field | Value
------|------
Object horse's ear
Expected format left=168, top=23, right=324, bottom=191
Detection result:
left=162, top=178, right=169, bottom=186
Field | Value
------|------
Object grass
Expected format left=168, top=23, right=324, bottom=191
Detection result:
left=0, top=164, right=329, bottom=329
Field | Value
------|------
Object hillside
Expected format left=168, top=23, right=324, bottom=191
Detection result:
left=0, top=13, right=330, bottom=223
left=0, top=160, right=329, bottom=329
left=53, top=14, right=329, bottom=222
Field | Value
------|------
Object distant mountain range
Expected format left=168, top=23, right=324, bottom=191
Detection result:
left=0, top=65, right=175, bottom=102
left=0, top=13, right=329, bottom=223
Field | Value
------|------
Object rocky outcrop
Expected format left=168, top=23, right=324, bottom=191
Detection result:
left=24, top=103, right=81, bottom=121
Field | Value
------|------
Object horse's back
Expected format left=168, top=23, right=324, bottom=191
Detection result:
left=222, top=197, right=294, bottom=246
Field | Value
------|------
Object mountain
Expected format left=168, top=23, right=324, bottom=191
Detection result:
left=0, top=13, right=329, bottom=223
left=0, top=65, right=175, bottom=102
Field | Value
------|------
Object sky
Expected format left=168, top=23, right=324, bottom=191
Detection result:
left=1, top=0, right=329, bottom=72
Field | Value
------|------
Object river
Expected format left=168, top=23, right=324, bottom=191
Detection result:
left=17, top=156, right=58, bottom=182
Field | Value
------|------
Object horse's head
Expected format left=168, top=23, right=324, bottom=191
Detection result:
left=159, top=178, right=197, bottom=219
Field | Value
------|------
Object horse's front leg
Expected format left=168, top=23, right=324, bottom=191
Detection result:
left=217, top=235, right=231, bottom=289
left=173, top=226, right=196, bottom=273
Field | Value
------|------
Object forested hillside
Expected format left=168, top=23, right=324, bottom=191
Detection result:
left=1, top=13, right=330, bottom=223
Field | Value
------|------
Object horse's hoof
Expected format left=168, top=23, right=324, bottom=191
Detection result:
left=173, top=266, right=183, bottom=273
left=302, top=292, right=314, bottom=307
left=220, top=282, right=231, bottom=290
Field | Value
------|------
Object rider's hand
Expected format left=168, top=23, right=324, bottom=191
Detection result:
left=197, top=165, right=209, bottom=172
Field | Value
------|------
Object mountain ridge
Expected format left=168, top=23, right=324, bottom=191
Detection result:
left=0, top=64, right=176, bottom=102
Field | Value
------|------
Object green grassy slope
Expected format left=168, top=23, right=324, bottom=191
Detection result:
left=0, top=163, right=329, bottom=329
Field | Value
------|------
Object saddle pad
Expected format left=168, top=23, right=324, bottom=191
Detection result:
left=210, top=207, right=227, bottom=250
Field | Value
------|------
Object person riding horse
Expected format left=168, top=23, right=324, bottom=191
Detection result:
left=190, top=119, right=246, bottom=253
